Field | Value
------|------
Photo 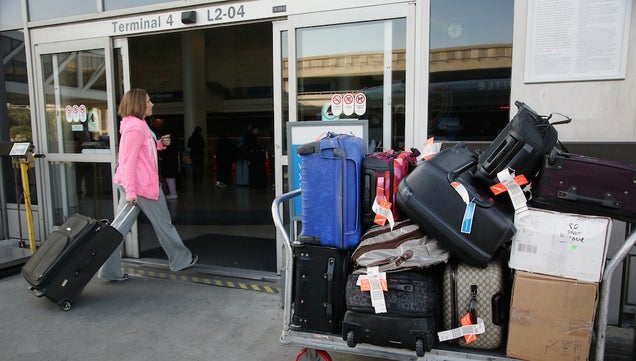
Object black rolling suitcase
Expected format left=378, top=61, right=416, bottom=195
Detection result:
left=530, top=148, right=636, bottom=223
left=396, top=143, right=516, bottom=267
left=291, top=243, right=351, bottom=334
left=22, top=205, right=135, bottom=311
left=473, top=101, right=570, bottom=185
left=342, top=269, right=442, bottom=357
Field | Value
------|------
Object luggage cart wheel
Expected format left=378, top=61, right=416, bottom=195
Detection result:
left=415, top=338, right=425, bottom=357
left=295, top=348, right=332, bottom=361
left=346, top=330, right=356, bottom=347
left=60, top=301, right=72, bottom=311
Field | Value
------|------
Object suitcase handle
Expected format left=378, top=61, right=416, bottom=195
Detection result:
left=491, top=293, right=505, bottom=325
left=447, top=161, right=494, bottom=208
left=109, top=203, right=138, bottom=230
left=557, top=187, right=623, bottom=210
left=325, top=257, right=335, bottom=319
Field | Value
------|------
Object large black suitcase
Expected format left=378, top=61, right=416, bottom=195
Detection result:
left=345, top=269, right=441, bottom=317
left=342, top=310, right=436, bottom=357
left=396, top=143, right=516, bottom=267
left=474, top=101, right=569, bottom=185
left=291, top=243, right=351, bottom=334
left=21, top=208, right=131, bottom=311
left=530, top=148, right=636, bottom=223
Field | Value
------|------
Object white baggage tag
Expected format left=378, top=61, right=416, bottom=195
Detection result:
left=437, top=317, right=486, bottom=342
left=372, top=197, right=395, bottom=230
left=496, top=169, right=529, bottom=220
left=365, top=267, right=387, bottom=314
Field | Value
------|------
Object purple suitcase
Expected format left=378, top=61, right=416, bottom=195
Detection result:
left=530, top=148, right=636, bottom=223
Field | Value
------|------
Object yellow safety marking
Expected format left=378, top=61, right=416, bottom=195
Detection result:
left=122, top=266, right=281, bottom=294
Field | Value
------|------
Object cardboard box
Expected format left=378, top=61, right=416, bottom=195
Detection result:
left=507, top=271, right=598, bottom=361
left=509, top=208, right=612, bottom=282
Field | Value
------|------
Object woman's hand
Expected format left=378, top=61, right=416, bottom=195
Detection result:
left=126, top=197, right=137, bottom=205
left=160, top=134, right=171, bottom=146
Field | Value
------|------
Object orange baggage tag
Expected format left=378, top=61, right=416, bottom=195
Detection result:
left=359, top=277, right=388, bottom=292
left=374, top=199, right=392, bottom=226
left=490, top=174, right=529, bottom=195
left=461, top=313, right=477, bottom=344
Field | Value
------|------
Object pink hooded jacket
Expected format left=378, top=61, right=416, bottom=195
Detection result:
left=113, top=116, right=166, bottom=200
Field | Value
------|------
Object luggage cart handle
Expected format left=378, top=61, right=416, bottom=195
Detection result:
left=271, top=188, right=301, bottom=333
left=271, top=188, right=302, bottom=251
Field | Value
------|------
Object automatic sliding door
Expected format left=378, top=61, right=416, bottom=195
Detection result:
left=295, top=19, right=407, bottom=151
left=35, top=40, right=117, bottom=229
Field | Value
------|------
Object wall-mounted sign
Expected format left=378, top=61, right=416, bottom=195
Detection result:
left=525, top=0, right=631, bottom=83
left=286, top=120, right=368, bottom=219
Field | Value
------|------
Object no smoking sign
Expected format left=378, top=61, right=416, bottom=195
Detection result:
left=330, top=92, right=366, bottom=117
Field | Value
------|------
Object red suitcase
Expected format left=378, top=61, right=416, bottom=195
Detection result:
left=530, top=148, right=636, bottom=223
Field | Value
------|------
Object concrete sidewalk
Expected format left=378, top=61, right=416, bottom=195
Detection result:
left=0, top=268, right=370, bottom=361
left=1, top=268, right=632, bottom=361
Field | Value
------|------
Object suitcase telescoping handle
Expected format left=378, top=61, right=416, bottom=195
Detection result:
left=447, top=160, right=493, bottom=208
left=109, top=203, right=138, bottom=230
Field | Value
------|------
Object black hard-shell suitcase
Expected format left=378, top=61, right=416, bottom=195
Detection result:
left=396, top=143, right=516, bottom=267
left=441, top=257, right=511, bottom=350
left=21, top=205, right=134, bottom=311
left=291, top=243, right=351, bottom=334
left=345, top=269, right=442, bottom=317
left=342, top=310, right=436, bottom=357
left=474, top=101, right=570, bottom=185
left=530, top=148, right=636, bottom=223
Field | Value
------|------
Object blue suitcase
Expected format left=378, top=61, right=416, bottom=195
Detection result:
left=296, top=133, right=366, bottom=250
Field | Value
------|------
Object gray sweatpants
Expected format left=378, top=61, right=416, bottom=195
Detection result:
left=98, top=184, right=193, bottom=279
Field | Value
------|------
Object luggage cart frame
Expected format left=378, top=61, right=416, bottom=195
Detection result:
left=272, top=189, right=635, bottom=361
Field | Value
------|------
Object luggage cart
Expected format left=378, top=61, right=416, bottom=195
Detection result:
left=272, top=189, right=636, bottom=361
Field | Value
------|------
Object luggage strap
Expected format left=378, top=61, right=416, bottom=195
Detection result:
left=325, top=257, right=335, bottom=319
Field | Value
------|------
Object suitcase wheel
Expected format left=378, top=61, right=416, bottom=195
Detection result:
left=59, top=300, right=72, bottom=312
left=295, top=348, right=332, bottom=361
left=415, top=338, right=425, bottom=357
left=345, top=330, right=356, bottom=348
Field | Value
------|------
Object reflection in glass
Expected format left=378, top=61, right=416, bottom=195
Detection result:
left=295, top=19, right=407, bottom=151
left=1, top=30, right=36, bottom=205
left=104, top=0, right=173, bottom=11
left=48, top=161, right=114, bottom=225
left=41, top=50, right=111, bottom=154
left=281, top=30, right=289, bottom=155
left=28, top=0, right=96, bottom=22
left=428, top=0, right=514, bottom=141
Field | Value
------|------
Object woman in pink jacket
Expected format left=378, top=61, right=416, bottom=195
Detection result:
left=98, top=89, right=197, bottom=281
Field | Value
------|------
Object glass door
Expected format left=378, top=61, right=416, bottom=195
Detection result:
left=33, top=38, right=119, bottom=232
left=271, top=3, right=414, bottom=271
